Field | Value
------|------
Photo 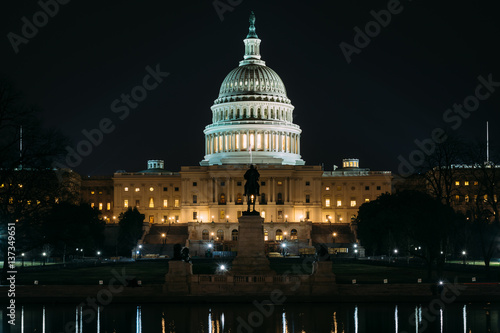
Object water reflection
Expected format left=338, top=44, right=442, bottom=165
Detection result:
left=8, top=302, right=500, bottom=332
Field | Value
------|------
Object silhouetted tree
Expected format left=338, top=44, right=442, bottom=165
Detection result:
left=117, top=207, right=145, bottom=256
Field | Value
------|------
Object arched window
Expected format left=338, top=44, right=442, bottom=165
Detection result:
left=232, top=229, right=238, bottom=241
left=264, top=230, right=269, bottom=241
left=260, top=193, right=267, bottom=204
left=236, top=193, right=243, bottom=205
left=291, top=229, right=298, bottom=240
left=277, top=193, right=283, bottom=204
left=202, top=229, right=209, bottom=240
left=219, top=193, right=226, bottom=205
left=217, top=229, right=224, bottom=241
left=276, top=229, right=283, bottom=241
left=193, top=195, right=197, bottom=204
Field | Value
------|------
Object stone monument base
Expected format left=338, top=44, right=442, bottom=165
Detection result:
left=163, top=261, right=192, bottom=294
left=230, top=214, right=275, bottom=275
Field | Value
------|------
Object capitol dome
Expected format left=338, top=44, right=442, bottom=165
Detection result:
left=200, top=12, right=304, bottom=166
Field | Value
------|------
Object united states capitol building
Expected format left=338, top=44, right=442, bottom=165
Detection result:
left=82, top=14, right=392, bottom=256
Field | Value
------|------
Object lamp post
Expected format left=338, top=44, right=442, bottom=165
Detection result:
left=42, top=252, right=46, bottom=266
left=21, top=253, right=25, bottom=267
left=226, top=215, right=229, bottom=223
left=462, top=250, right=467, bottom=265
left=394, top=249, right=398, bottom=262
left=161, top=233, right=166, bottom=245
left=285, top=215, right=288, bottom=222
left=332, top=232, right=337, bottom=244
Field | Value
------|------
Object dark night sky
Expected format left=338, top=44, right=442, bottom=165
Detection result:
left=1, top=1, right=499, bottom=176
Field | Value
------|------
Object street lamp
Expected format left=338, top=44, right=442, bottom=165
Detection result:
left=285, top=215, right=288, bottom=222
left=226, top=215, right=229, bottom=222
left=281, top=242, right=287, bottom=257
left=462, top=250, right=467, bottom=265
left=283, top=231, right=287, bottom=240
left=42, top=252, right=47, bottom=266
left=161, top=233, right=166, bottom=245
left=332, top=232, right=337, bottom=244
left=21, top=253, right=25, bottom=267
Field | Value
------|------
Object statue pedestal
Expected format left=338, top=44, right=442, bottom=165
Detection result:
left=310, top=261, right=337, bottom=294
left=164, top=261, right=192, bottom=294
left=231, top=215, right=275, bottom=275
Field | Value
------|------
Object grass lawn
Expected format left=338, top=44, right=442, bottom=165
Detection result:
left=10, top=259, right=499, bottom=285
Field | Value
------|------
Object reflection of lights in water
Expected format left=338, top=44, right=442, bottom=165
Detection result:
left=440, top=308, right=443, bottom=333
left=394, top=305, right=398, bottom=333
left=208, top=308, right=212, bottom=333
left=42, top=306, right=45, bottom=333
left=463, top=305, right=467, bottom=333
left=333, top=311, right=337, bottom=333
left=354, top=306, right=358, bottom=333
left=75, top=306, right=79, bottom=333
left=282, top=311, right=288, bottom=333
left=414, top=306, right=418, bottom=333
left=162, top=311, right=166, bottom=333
left=136, top=306, right=142, bottom=333
left=97, top=305, right=101, bottom=333
left=21, top=306, right=24, bottom=333
left=221, top=312, right=225, bottom=332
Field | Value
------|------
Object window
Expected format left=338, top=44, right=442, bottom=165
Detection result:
left=163, top=199, right=168, bottom=208
left=484, top=195, right=488, bottom=202
left=277, top=181, right=283, bottom=186
left=325, top=186, right=330, bottom=191
left=135, top=188, right=140, bottom=192
left=236, top=194, right=243, bottom=205
left=149, top=187, right=154, bottom=192
left=277, top=193, right=283, bottom=204
left=337, top=214, right=342, bottom=222
left=174, top=199, right=180, bottom=208
left=193, top=195, right=197, bottom=204
left=98, top=191, right=103, bottom=195
left=305, top=181, right=310, bottom=186
left=175, top=215, right=179, bottom=222
left=163, top=216, right=168, bottom=223
left=237, top=181, right=242, bottom=186
left=305, top=195, right=310, bottom=203
left=219, top=193, right=226, bottom=205
left=217, top=229, right=224, bottom=241
left=365, top=186, right=370, bottom=190
left=350, top=199, right=356, bottom=207
left=220, top=210, right=225, bottom=220
left=91, top=191, right=95, bottom=195
left=202, top=229, right=209, bottom=240
left=337, top=200, right=342, bottom=207
left=337, top=186, right=342, bottom=191
left=275, top=229, right=283, bottom=241
left=149, top=215, right=154, bottom=223
left=260, top=193, right=267, bottom=204
left=193, top=182, right=197, bottom=186
left=149, top=197, right=154, bottom=208
left=232, top=229, right=238, bottom=241
left=91, top=203, right=95, bottom=208
left=464, top=181, right=469, bottom=186
left=455, top=195, right=460, bottom=202
left=99, top=203, right=103, bottom=210
left=124, top=200, right=128, bottom=208
left=455, top=181, right=460, bottom=186
left=306, top=211, right=310, bottom=220
left=325, top=198, right=331, bottom=207
left=135, top=199, right=140, bottom=207
left=174, top=187, right=179, bottom=191
left=107, top=202, right=111, bottom=210
left=261, top=181, right=266, bottom=186
left=474, top=181, right=478, bottom=186
left=264, top=230, right=269, bottom=241
left=163, top=187, right=168, bottom=191
left=376, top=186, right=381, bottom=190
left=365, top=198, right=370, bottom=203
left=261, top=210, right=266, bottom=218
left=465, top=195, right=469, bottom=203
left=291, top=229, right=298, bottom=240
left=220, top=181, right=225, bottom=186
left=124, top=187, right=129, bottom=191
left=193, top=211, right=197, bottom=220
left=278, top=210, right=283, bottom=219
